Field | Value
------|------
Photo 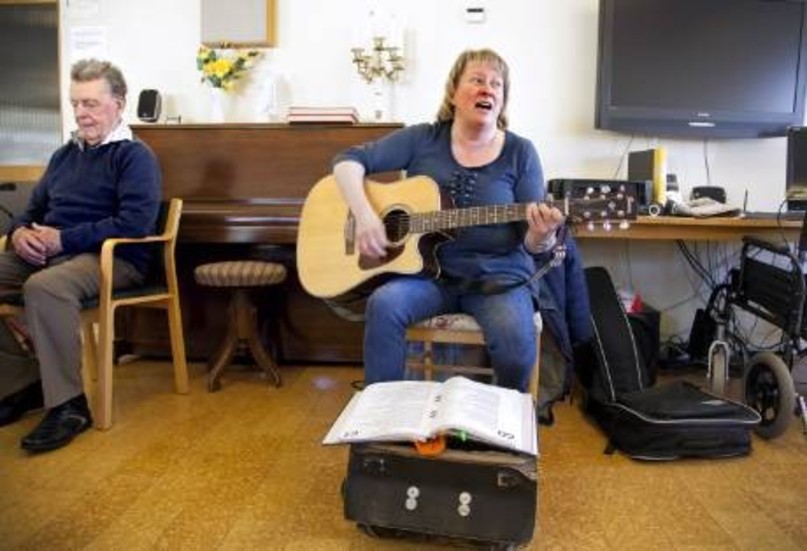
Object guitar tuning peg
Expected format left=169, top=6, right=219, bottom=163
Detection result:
left=603, top=220, right=612, bottom=231
left=601, top=185, right=611, bottom=194
left=619, top=220, right=630, bottom=230
left=586, top=220, right=595, bottom=232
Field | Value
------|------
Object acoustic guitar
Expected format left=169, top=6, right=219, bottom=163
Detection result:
left=297, top=175, right=635, bottom=299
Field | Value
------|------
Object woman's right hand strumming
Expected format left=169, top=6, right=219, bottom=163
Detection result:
left=333, top=159, right=391, bottom=259
left=354, top=211, right=390, bottom=259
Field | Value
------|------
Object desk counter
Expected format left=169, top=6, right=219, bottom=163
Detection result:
left=575, top=215, right=800, bottom=241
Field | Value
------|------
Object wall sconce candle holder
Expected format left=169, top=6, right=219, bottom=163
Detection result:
left=351, top=36, right=405, bottom=84
left=351, top=35, right=404, bottom=121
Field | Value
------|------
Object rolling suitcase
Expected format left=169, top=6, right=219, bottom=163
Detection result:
left=343, top=442, right=537, bottom=548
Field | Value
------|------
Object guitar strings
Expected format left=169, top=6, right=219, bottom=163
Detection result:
left=382, top=204, right=532, bottom=236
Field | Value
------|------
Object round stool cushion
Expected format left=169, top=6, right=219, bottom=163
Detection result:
left=194, top=261, right=287, bottom=288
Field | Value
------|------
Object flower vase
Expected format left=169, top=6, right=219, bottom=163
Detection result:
left=371, top=80, right=388, bottom=122
left=209, top=87, right=226, bottom=123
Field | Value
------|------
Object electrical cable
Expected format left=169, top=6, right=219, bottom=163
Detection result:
left=0, top=182, right=17, bottom=224
left=703, top=138, right=711, bottom=186
left=611, top=135, right=635, bottom=180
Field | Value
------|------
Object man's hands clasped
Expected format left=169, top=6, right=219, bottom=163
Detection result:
left=11, top=224, right=63, bottom=266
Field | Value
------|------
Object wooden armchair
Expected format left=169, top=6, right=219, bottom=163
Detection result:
left=0, top=198, right=189, bottom=429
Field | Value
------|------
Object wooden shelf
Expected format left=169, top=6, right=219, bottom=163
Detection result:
left=575, top=215, right=801, bottom=241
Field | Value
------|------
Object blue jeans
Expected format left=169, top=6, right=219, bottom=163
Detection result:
left=363, top=276, right=537, bottom=391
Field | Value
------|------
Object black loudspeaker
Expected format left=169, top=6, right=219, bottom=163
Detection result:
left=137, top=89, right=161, bottom=122
left=691, top=186, right=726, bottom=204
left=687, top=308, right=717, bottom=361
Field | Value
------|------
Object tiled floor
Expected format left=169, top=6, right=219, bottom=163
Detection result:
left=0, top=361, right=804, bottom=550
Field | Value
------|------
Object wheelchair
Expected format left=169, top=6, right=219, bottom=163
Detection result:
left=704, top=236, right=807, bottom=439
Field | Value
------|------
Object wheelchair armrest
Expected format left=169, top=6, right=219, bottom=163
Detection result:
left=741, top=235, right=793, bottom=257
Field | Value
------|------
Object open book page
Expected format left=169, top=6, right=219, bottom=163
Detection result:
left=323, top=377, right=537, bottom=456
left=432, top=377, right=537, bottom=456
left=322, top=380, right=441, bottom=444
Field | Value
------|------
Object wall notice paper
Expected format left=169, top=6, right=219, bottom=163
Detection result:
left=69, top=26, right=108, bottom=62
left=67, top=0, right=101, bottom=18
left=323, top=376, right=537, bottom=456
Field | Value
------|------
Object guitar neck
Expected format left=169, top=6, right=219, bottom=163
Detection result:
left=409, top=200, right=566, bottom=233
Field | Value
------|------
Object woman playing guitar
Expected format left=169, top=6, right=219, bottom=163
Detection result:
left=331, top=48, right=564, bottom=391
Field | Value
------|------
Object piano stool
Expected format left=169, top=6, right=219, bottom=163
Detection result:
left=193, top=261, right=287, bottom=392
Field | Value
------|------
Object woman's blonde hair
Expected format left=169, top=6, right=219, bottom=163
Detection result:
left=436, top=48, right=510, bottom=129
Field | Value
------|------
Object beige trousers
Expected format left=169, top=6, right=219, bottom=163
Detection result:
left=0, top=251, right=142, bottom=407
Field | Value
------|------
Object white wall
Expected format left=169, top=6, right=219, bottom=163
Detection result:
left=57, top=0, right=794, bottom=342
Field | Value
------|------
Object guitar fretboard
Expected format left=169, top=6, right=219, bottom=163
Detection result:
left=411, top=204, right=530, bottom=232
left=407, top=200, right=576, bottom=232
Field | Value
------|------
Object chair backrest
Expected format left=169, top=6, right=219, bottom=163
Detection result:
left=142, top=198, right=183, bottom=287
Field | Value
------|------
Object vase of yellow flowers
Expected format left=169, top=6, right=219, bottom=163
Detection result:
left=197, top=46, right=260, bottom=122
left=208, top=87, right=226, bottom=123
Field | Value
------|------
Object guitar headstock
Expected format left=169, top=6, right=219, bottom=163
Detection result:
left=553, top=183, right=637, bottom=232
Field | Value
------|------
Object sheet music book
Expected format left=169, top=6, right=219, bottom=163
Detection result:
left=323, top=376, right=538, bottom=456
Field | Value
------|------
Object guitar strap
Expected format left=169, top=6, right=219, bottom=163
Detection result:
left=440, top=224, right=569, bottom=296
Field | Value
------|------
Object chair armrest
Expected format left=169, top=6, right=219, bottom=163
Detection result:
left=88, top=198, right=182, bottom=300
left=101, top=233, right=170, bottom=249
left=97, top=234, right=171, bottom=293
left=99, top=234, right=170, bottom=263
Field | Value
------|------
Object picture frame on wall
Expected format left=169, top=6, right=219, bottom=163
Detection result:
left=201, top=0, right=276, bottom=47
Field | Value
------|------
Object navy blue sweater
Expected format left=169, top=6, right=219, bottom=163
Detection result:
left=9, top=138, right=162, bottom=275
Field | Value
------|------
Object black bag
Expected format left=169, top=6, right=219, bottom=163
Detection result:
left=576, top=266, right=760, bottom=460
left=343, top=442, right=537, bottom=547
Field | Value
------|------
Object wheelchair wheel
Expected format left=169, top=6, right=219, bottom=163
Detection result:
left=744, top=352, right=796, bottom=439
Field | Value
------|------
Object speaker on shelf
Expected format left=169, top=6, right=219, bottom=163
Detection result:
left=628, top=148, right=667, bottom=205
left=137, top=89, right=161, bottom=123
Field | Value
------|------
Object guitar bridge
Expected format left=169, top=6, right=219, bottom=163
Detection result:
left=345, top=211, right=356, bottom=255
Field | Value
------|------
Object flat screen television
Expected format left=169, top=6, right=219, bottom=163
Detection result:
left=787, top=126, right=807, bottom=209
left=595, top=0, right=807, bottom=139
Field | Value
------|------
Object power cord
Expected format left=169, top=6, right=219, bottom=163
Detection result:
left=0, top=182, right=16, bottom=222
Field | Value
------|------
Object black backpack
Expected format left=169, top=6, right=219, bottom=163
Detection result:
left=575, top=266, right=760, bottom=460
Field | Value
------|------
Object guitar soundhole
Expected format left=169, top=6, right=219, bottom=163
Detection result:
left=384, top=208, right=410, bottom=244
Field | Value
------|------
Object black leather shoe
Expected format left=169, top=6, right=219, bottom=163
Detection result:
left=0, top=380, right=44, bottom=427
left=20, top=394, right=92, bottom=453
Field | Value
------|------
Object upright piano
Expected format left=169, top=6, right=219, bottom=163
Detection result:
left=130, top=123, right=402, bottom=364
